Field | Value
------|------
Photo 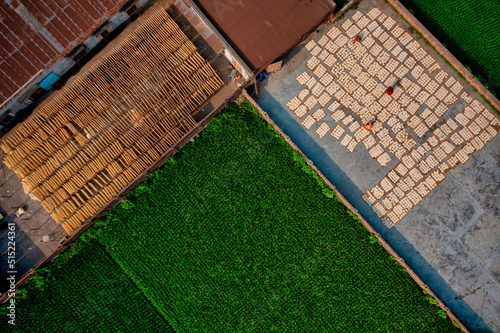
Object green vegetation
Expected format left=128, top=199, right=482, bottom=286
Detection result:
left=400, top=0, right=500, bottom=96
left=94, top=102, right=460, bottom=332
left=0, top=238, right=173, bottom=333
left=1, top=102, right=461, bottom=332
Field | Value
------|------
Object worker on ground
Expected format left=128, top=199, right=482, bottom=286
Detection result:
left=365, top=121, right=373, bottom=131
left=387, top=86, right=394, bottom=95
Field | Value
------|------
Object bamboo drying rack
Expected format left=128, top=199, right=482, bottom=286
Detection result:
left=0, top=8, right=223, bottom=234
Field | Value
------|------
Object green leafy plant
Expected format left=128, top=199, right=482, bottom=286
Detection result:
left=93, top=102, right=463, bottom=333
left=438, top=310, right=448, bottom=319
left=0, top=242, right=172, bottom=333
left=426, top=295, right=441, bottom=306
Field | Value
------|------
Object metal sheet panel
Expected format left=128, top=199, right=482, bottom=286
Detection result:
left=0, top=0, right=128, bottom=106
left=193, top=0, right=334, bottom=72
left=267, top=61, right=283, bottom=73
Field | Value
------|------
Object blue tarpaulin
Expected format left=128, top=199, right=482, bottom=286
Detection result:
left=39, top=72, right=60, bottom=90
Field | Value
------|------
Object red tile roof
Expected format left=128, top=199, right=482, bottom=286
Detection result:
left=0, top=0, right=128, bottom=107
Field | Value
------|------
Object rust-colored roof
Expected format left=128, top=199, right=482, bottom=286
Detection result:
left=193, top=0, right=334, bottom=72
left=0, top=0, right=127, bottom=106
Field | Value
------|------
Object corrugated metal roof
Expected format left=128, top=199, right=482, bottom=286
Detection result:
left=0, top=0, right=127, bottom=106
left=193, top=0, right=334, bottom=72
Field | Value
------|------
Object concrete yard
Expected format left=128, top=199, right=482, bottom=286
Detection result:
left=0, top=161, right=65, bottom=294
left=256, top=1, right=499, bottom=332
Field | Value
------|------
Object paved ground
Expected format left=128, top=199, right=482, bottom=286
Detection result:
left=256, top=1, right=499, bottom=332
left=0, top=160, right=65, bottom=294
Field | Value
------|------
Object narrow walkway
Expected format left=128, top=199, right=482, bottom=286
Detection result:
left=0, top=161, right=65, bottom=294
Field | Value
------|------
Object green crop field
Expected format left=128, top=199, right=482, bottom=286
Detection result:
left=91, top=102, right=461, bottom=332
left=1, top=102, right=462, bottom=332
left=0, top=238, right=173, bottom=333
left=400, top=0, right=500, bottom=96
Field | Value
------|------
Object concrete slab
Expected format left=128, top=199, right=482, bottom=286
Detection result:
left=451, top=145, right=500, bottom=218
left=424, top=177, right=481, bottom=235
left=5, top=187, right=30, bottom=212
left=254, top=1, right=499, bottom=331
left=400, top=205, right=493, bottom=298
left=15, top=202, right=43, bottom=222
left=0, top=245, right=45, bottom=293
left=461, top=213, right=500, bottom=284
left=17, top=207, right=52, bottom=230
left=0, top=162, right=63, bottom=294
left=0, top=162, right=15, bottom=186
left=0, top=175, right=21, bottom=198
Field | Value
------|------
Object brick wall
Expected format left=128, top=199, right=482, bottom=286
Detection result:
left=0, top=0, right=128, bottom=107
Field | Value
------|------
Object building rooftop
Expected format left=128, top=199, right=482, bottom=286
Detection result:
left=0, top=0, right=128, bottom=109
left=193, top=0, right=335, bottom=73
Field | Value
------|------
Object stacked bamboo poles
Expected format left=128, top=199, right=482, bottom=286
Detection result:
left=60, top=116, right=197, bottom=233
left=0, top=9, right=223, bottom=234
left=24, top=33, right=195, bottom=195
left=55, top=61, right=221, bottom=231
left=1, top=9, right=170, bottom=159
left=6, top=17, right=187, bottom=180
left=37, top=47, right=214, bottom=206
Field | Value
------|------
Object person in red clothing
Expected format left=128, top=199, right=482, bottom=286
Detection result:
left=365, top=122, right=373, bottom=131
left=387, top=86, right=394, bottom=95
left=354, top=35, right=362, bottom=42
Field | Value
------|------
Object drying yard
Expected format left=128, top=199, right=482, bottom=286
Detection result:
left=1, top=0, right=499, bottom=332
left=286, top=6, right=499, bottom=226
left=0, top=9, right=223, bottom=234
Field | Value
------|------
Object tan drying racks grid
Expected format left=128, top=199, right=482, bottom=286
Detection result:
left=0, top=8, right=223, bottom=234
